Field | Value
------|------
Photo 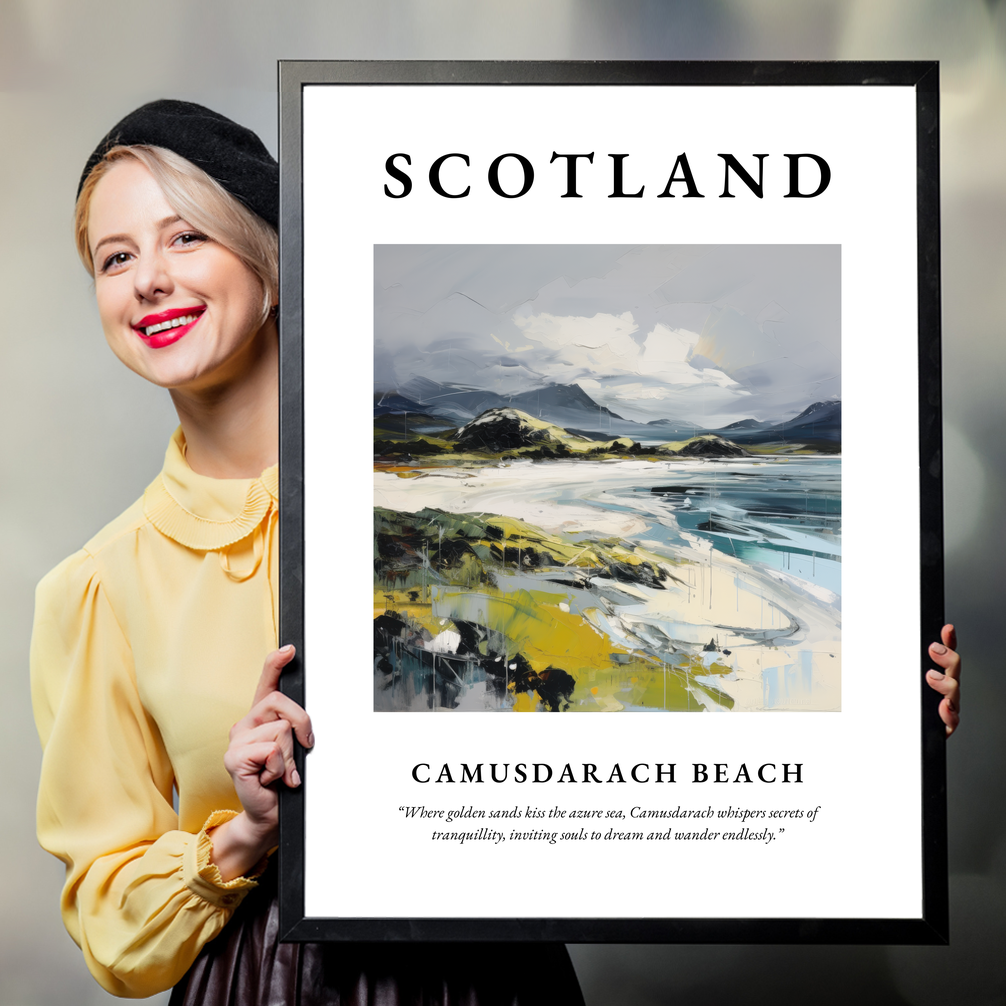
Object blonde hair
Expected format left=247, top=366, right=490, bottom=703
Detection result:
left=75, top=145, right=278, bottom=323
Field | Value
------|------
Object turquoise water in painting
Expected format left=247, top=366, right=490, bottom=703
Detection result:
left=620, top=457, right=841, bottom=599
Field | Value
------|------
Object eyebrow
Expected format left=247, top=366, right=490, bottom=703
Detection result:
left=91, top=215, right=185, bottom=258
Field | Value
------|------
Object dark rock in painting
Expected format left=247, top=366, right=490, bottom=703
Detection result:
left=675, top=435, right=750, bottom=458
left=374, top=438, right=444, bottom=458
left=510, top=658, right=576, bottom=712
left=374, top=612, right=408, bottom=648
left=604, top=560, right=666, bottom=589
left=453, top=408, right=561, bottom=453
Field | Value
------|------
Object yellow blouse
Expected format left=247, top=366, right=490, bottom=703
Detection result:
left=31, top=429, right=279, bottom=998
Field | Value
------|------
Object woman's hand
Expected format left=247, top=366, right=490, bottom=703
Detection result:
left=926, top=624, right=961, bottom=738
left=209, top=645, right=314, bottom=881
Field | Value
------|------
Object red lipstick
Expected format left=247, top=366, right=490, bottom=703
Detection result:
left=132, top=306, right=205, bottom=349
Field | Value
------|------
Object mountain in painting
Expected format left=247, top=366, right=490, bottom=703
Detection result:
left=508, top=382, right=624, bottom=423
left=374, top=391, right=429, bottom=416
left=705, top=401, right=841, bottom=452
left=719, top=418, right=774, bottom=431
left=774, top=400, right=842, bottom=438
left=376, top=380, right=841, bottom=452
left=389, top=379, right=707, bottom=440
left=393, top=377, right=624, bottom=430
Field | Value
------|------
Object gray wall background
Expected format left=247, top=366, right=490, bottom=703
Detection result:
left=1, top=2, right=1003, bottom=1003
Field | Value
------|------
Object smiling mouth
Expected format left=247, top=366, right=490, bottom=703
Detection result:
left=142, top=313, right=199, bottom=337
left=135, top=307, right=206, bottom=338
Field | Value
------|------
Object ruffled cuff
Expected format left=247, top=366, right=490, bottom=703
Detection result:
left=182, top=810, right=269, bottom=909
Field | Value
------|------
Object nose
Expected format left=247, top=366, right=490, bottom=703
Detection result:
left=133, top=247, right=173, bottom=303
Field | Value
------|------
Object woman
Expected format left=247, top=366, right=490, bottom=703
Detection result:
left=31, top=100, right=586, bottom=1003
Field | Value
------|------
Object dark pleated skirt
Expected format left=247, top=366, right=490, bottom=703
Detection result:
left=169, top=869, right=584, bottom=1006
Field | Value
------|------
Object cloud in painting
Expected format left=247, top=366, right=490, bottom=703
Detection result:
left=511, top=313, right=751, bottom=423
left=374, top=244, right=840, bottom=426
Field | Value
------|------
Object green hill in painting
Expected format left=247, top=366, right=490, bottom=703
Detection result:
left=375, top=407, right=752, bottom=462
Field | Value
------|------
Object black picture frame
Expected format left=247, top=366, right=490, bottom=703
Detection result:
left=277, top=60, right=945, bottom=944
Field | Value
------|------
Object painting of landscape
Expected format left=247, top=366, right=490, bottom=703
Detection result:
left=374, top=245, right=841, bottom=712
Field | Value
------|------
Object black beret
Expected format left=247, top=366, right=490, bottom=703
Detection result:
left=78, top=99, right=278, bottom=228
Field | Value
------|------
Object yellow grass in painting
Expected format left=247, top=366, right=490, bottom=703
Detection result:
left=374, top=584, right=733, bottom=712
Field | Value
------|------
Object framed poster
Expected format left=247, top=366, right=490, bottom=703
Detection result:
left=277, top=61, right=946, bottom=943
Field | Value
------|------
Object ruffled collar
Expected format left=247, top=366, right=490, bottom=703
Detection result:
left=143, top=428, right=278, bottom=551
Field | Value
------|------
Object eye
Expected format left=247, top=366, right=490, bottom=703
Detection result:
left=172, top=230, right=208, bottom=249
left=100, top=251, right=132, bottom=274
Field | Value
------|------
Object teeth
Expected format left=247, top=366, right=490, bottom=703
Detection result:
left=142, top=313, right=199, bottom=337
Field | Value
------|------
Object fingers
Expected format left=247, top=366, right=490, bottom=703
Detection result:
left=941, top=623, right=957, bottom=653
left=926, top=665, right=960, bottom=737
left=926, top=666, right=959, bottom=705
left=939, top=697, right=961, bottom=737
left=249, top=718, right=300, bottom=788
left=244, top=644, right=314, bottom=750
left=928, top=690, right=960, bottom=736
left=252, top=644, right=297, bottom=706
left=927, top=626, right=961, bottom=737
left=225, top=739, right=289, bottom=788
left=928, top=634, right=961, bottom=682
left=226, top=720, right=301, bottom=788
left=233, top=689, right=314, bottom=750
left=225, top=645, right=313, bottom=805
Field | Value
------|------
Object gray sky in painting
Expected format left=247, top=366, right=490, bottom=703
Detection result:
left=374, top=244, right=840, bottom=426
